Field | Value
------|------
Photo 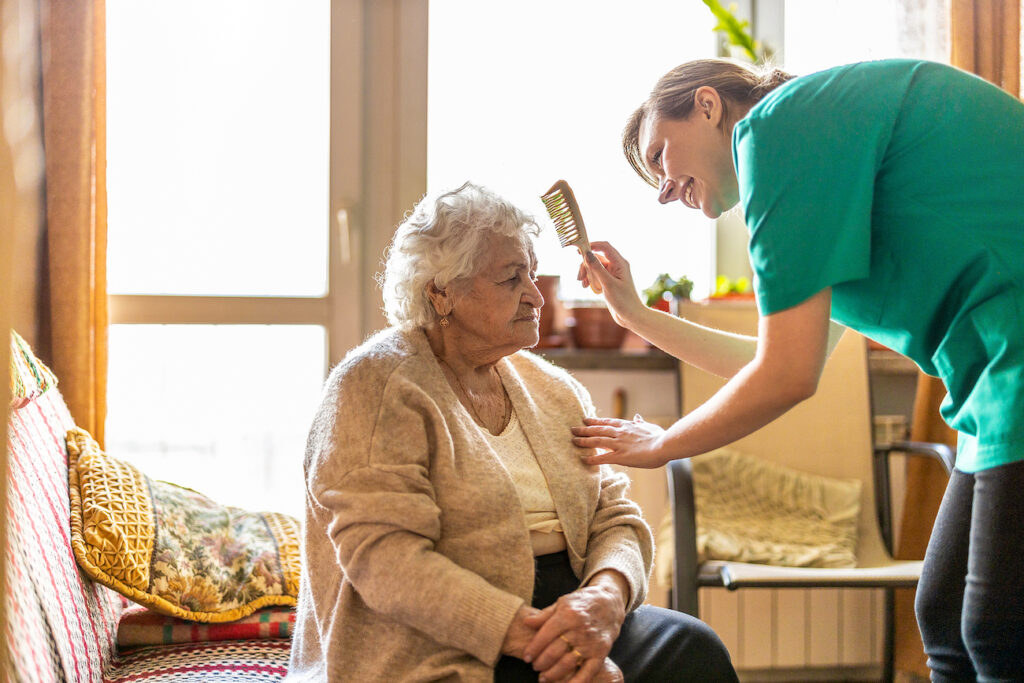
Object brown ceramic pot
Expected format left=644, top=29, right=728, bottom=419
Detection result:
left=535, top=275, right=560, bottom=339
left=567, top=305, right=626, bottom=349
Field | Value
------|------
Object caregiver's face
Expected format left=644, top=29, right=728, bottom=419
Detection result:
left=638, top=89, right=739, bottom=219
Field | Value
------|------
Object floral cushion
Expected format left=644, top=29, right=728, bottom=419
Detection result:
left=67, top=427, right=300, bottom=622
left=9, top=329, right=58, bottom=409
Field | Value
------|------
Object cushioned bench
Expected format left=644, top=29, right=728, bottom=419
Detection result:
left=5, top=334, right=294, bottom=682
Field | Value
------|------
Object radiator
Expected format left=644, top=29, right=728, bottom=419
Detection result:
left=700, top=586, right=884, bottom=675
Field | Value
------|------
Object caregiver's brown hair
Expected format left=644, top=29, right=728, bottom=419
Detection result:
left=623, top=59, right=794, bottom=187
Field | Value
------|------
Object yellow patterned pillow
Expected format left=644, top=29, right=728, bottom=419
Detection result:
left=67, top=428, right=300, bottom=622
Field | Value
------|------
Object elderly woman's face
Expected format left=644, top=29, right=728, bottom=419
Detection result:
left=450, top=233, right=544, bottom=355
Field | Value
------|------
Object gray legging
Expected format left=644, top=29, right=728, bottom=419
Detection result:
left=916, top=460, right=1024, bottom=681
left=495, top=551, right=738, bottom=683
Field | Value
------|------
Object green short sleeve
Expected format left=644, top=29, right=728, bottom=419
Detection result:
left=735, top=64, right=901, bottom=316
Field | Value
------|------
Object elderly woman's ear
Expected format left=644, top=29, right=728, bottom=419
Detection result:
left=426, top=281, right=453, bottom=319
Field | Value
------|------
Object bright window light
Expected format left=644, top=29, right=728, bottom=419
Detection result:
left=428, top=1, right=718, bottom=302
left=106, top=0, right=329, bottom=297
left=785, top=0, right=950, bottom=75
left=106, top=325, right=325, bottom=518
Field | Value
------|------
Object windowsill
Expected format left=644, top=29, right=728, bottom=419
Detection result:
left=534, top=347, right=677, bottom=371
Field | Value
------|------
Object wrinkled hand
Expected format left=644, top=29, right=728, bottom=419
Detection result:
left=521, top=581, right=627, bottom=682
left=572, top=415, right=669, bottom=469
left=593, top=657, right=625, bottom=683
left=577, top=241, right=644, bottom=328
left=501, top=605, right=546, bottom=660
left=548, top=657, right=625, bottom=683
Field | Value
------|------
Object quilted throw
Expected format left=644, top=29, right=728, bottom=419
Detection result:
left=117, top=604, right=294, bottom=648
left=691, top=450, right=862, bottom=568
left=9, top=329, right=57, bottom=408
left=67, top=427, right=301, bottom=622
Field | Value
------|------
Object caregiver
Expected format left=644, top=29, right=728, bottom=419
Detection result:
left=571, top=58, right=1024, bottom=681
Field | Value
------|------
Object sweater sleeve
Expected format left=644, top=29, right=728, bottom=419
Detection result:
left=557, top=366, right=653, bottom=611
left=579, top=466, right=654, bottom=612
left=307, top=368, right=524, bottom=665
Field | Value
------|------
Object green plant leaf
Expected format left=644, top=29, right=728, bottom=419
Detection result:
left=702, top=0, right=762, bottom=63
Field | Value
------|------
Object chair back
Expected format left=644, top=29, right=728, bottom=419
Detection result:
left=678, top=301, right=891, bottom=567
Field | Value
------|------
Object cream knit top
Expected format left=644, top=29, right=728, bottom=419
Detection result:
left=481, top=409, right=566, bottom=555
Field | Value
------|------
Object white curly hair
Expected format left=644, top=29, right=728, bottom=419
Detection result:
left=378, top=181, right=541, bottom=327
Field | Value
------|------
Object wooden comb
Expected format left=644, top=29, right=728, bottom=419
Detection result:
left=541, top=179, right=602, bottom=293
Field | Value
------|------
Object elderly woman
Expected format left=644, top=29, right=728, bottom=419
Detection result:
left=287, top=182, right=736, bottom=682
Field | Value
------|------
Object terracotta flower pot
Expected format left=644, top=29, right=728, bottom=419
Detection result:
left=535, top=275, right=560, bottom=339
left=567, top=305, right=626, bottom=349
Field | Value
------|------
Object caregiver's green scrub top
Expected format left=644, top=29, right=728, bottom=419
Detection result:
left=735, top=59, right=1024, bottom=473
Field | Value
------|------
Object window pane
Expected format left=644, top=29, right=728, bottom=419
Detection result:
left=427, top=1, right=718, bottom=301
left=106, top=325, right=326, bottom=518
left=106, top=0, right=330, bottom=296
left=785, top=0, right=950, bottom=75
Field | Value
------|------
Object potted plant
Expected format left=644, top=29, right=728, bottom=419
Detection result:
left=643, top=273, right=694, bottom=312
left=702, top=0, right=771, bottom=63
left=708, top=274, right=753, bottom=300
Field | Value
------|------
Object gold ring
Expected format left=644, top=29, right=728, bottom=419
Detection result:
left=572, top=648, right=584, bottom=668
left=559, top=634, right=573, bottom=652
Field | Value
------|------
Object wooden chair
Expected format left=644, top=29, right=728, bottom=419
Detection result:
left=667, top=303, right=952, bottom=682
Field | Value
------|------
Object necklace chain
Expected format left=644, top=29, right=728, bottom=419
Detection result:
left=437, top=357, right=509, bottom=430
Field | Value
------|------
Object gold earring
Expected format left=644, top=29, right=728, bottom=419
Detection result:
left=439, top=315, right=450, bottom=328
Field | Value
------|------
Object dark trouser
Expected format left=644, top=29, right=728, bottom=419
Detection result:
left=916, top=460, right=1024, bottom=682
left=495, top=552, right=738, bottom=683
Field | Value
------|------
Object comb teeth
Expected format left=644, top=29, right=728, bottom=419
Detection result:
left=540, top=179, right=589, bottom=251
left=541, top=194, right=580, bottom=246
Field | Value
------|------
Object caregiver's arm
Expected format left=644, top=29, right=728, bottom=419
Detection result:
left=574, top=287, right=835, bottom=468
left=583, top=242, right=754, bottom=378
left=583, top=242, right=843, bottom=378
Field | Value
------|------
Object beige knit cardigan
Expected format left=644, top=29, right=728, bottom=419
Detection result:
left=286, top=326, right=653, bottom=682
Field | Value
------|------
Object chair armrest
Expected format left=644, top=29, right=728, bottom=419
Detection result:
left=666, top=459, right=699, bottom=616
left=886, top=440, right=955, bottom=475
left=873, top=440, right=955, bottom=555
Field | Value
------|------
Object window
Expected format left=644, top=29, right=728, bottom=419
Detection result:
left=105, top=325, right=324, bottom=515
left=784, top=0, right=950, bottom=74
left=106, top=0, right=334, bottom=517
left=428, top=1, right=718, bottom=301
left=107, top=1, right=331, bottom=299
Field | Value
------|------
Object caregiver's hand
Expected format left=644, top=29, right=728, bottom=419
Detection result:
left=572, top=415, right=668, bottom=468
left=522, top=571, right=628, bottom=682
left=577, top=241, right=644, bottom=328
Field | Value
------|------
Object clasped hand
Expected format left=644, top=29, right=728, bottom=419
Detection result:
left=510, top=581, right=625, bottom=682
